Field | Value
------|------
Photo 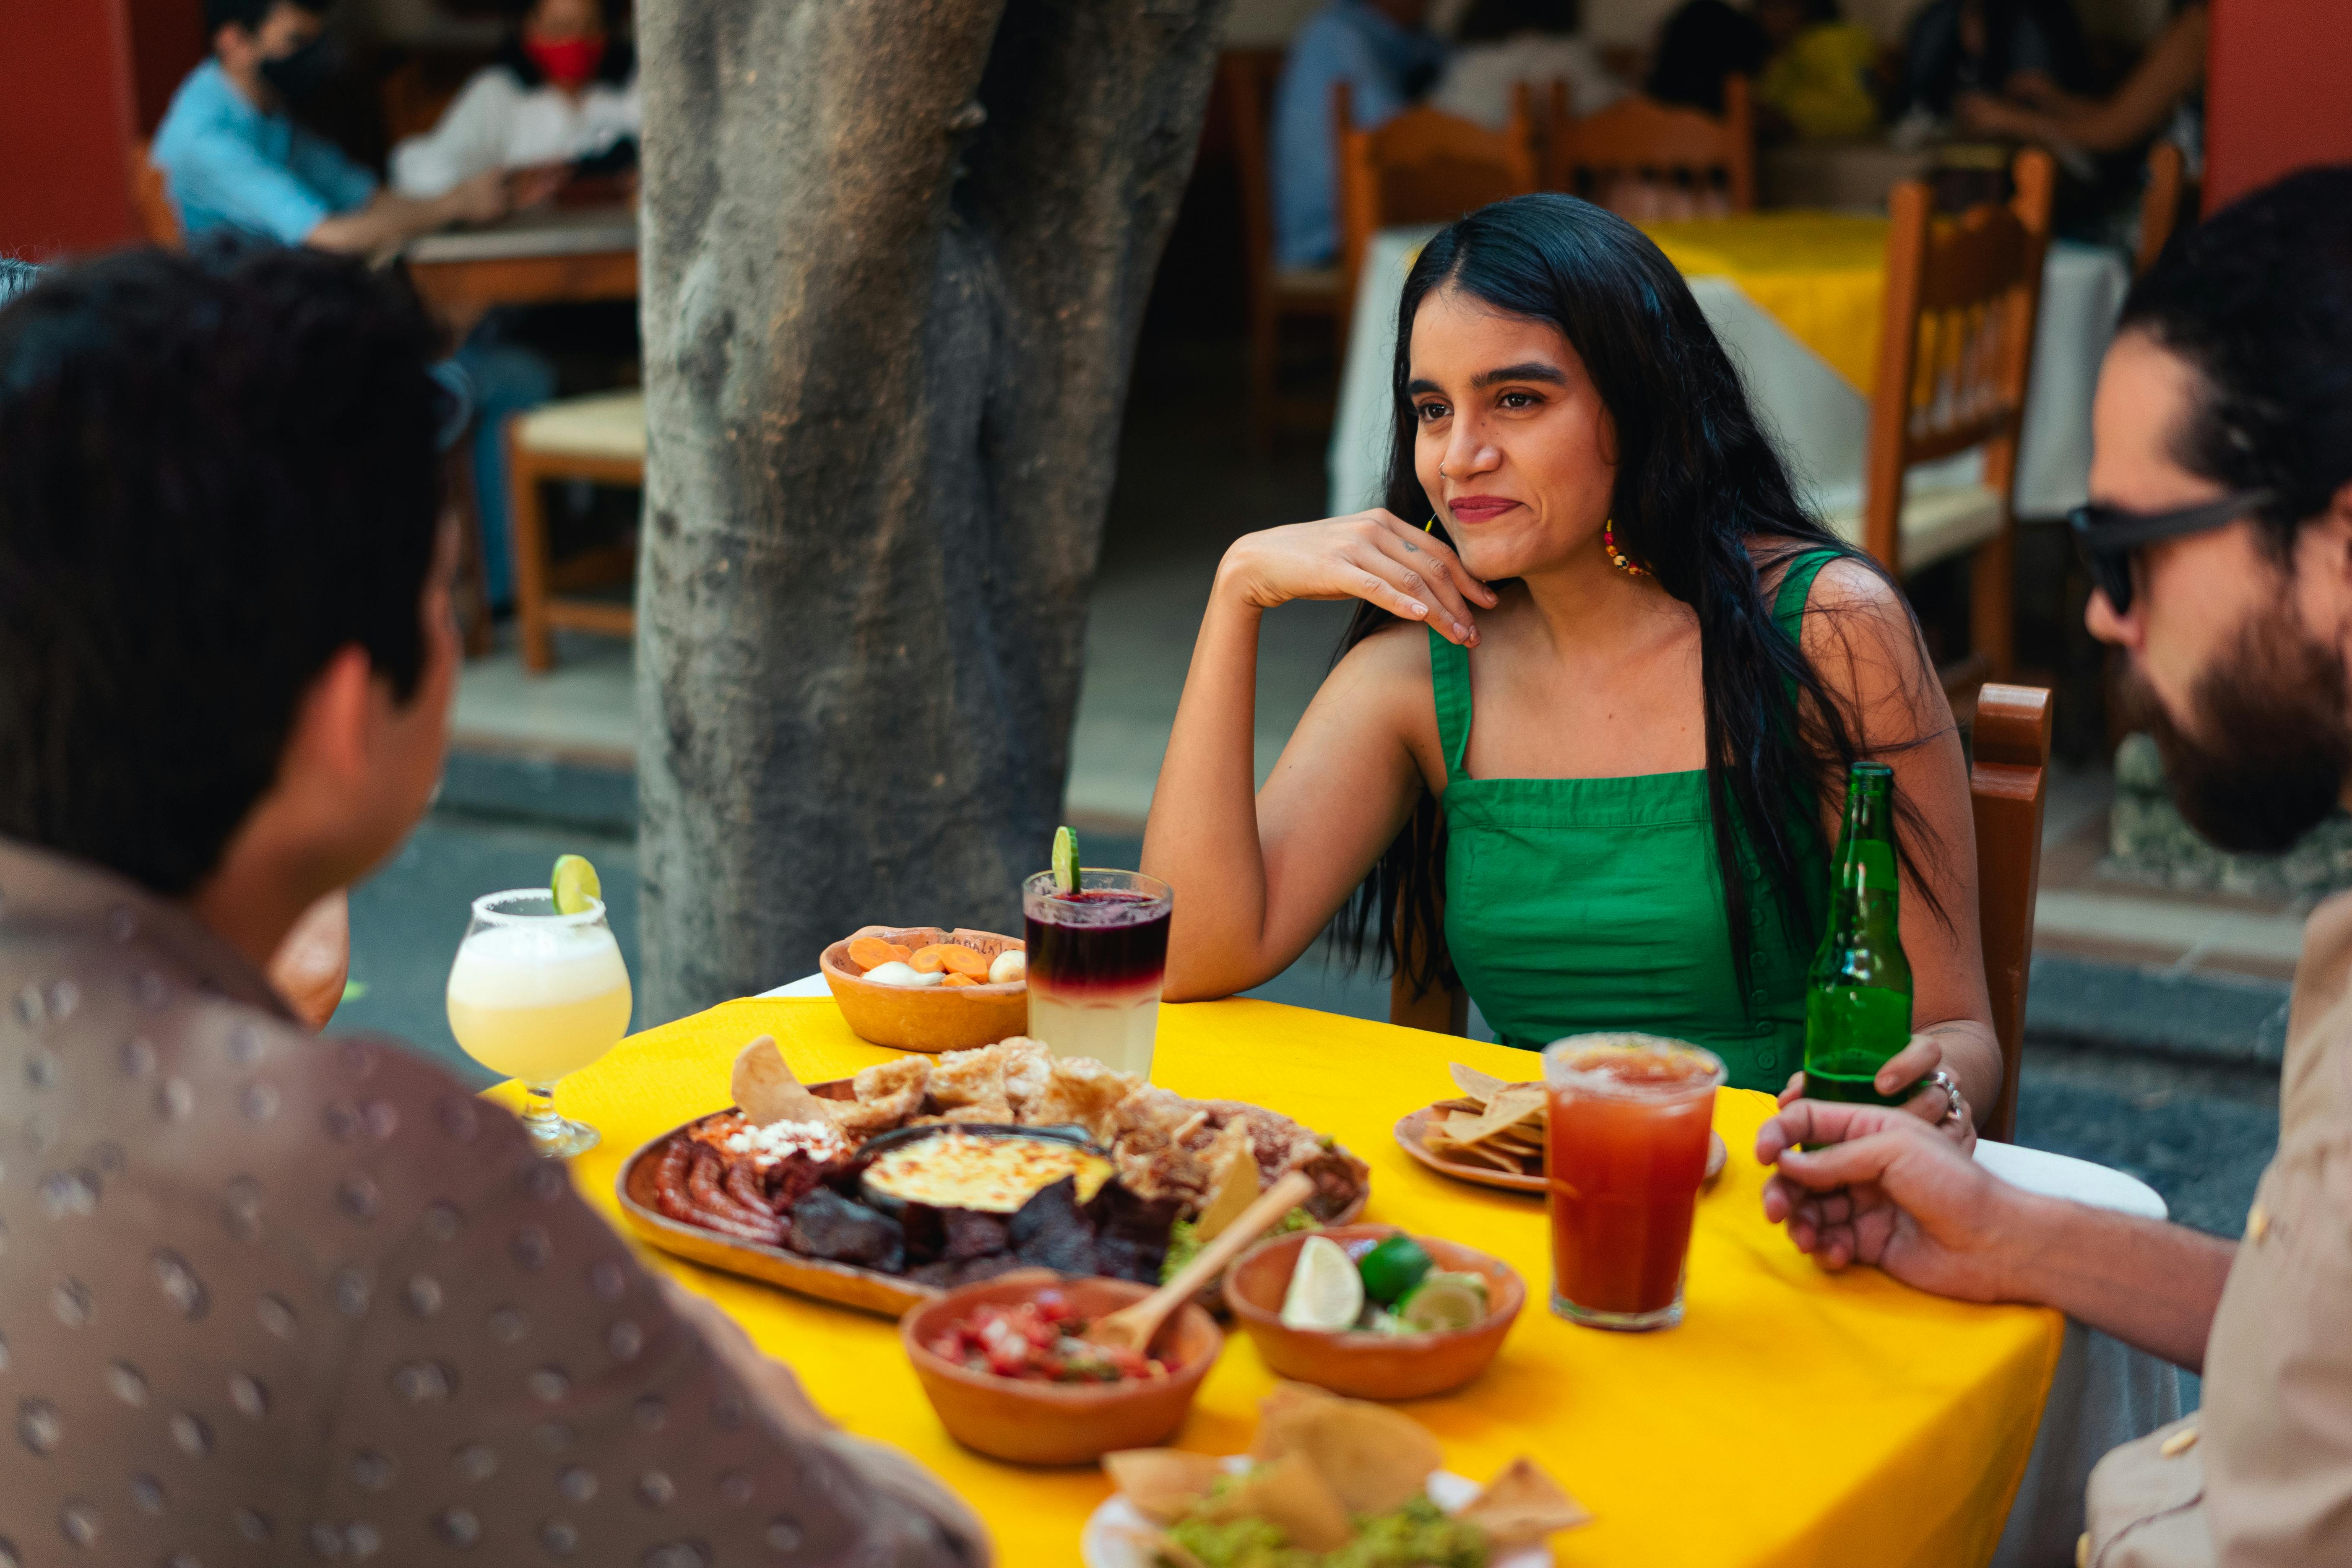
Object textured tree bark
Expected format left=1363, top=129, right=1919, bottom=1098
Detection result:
left=635, top=0, right=1230, bottom=1019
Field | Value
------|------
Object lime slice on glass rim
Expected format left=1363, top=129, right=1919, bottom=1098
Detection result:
left=1280, top=1233, right=1365, bottom=1331
left=1398, top=1270, right=1488, bottom=1332
left=1051, top=824, right=1080, bottom=896
left=551, top=854, right=601, bottom=916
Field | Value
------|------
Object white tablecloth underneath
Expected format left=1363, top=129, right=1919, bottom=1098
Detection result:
left=1328, top=225, right=2131, bottom=527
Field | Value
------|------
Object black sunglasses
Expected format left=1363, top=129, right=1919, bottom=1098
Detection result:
left=2067, top=489, right=2274, bottom=615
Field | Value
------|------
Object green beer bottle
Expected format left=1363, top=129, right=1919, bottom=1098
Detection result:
left=1802, top=761, right=1915, bottom=1105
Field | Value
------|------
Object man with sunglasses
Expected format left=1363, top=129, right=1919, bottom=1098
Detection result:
left=1756, top=163, right=2352, bottom=1568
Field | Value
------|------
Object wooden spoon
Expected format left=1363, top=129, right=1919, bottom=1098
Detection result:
left=1085, top=1169, right=1317, bottom=1355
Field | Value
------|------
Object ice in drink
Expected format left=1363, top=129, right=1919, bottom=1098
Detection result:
left=447, top=906, right=632, bottom=1085
left=1542, top=1034, right=1724, bottom=1331
left=1021, top=869, right=1171, bottom=1077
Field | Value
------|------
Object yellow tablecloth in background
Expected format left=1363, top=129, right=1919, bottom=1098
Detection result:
left=1643, top=213, right=1891, bottom=393
left=494, top=997, right=2061, bottom=1567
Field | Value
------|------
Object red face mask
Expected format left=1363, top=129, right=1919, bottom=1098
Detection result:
left=524, top=35, right=606, bottom=88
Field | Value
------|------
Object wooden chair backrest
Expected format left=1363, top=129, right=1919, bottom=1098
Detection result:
left=2135, top=140, right=2187, bottom=278
left=1859, top=148, right=2054, bottom=574
left=129, top=142, right=183, bottom=251
left=1220, top=49, right=1287, bottom=309
left=1969, top=683, right=2050, bottom=1143
left=1336, top=81, right=1539, bottom=306
left=1544, top=76, right=1754, bottom=215
left=1388, top=680, right=2058, bottom=1147
left=381, top=59, right=466, bottom=145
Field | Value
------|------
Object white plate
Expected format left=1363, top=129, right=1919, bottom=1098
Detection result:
left=1080, top=1457, right=1547, bottom=1568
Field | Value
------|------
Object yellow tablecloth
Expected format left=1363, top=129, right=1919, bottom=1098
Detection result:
left=495, top=997, right=2061, bottom=1567
left=1643, top=213, right=1891, bottom=393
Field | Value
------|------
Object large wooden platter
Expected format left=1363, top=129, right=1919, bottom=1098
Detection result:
left=1393, top=1106, right=1726, bottom=1194
left=619, top=1077, right=1369, bottom=1318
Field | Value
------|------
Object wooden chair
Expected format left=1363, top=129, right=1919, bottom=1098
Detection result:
left=1543, top=76, right=1754, bottom=218
left=1220, top=49, right=1347, bottom=457
left=1832, top=148, right=2055, bottom=700
left=507, top=390, right=643, bottom=672
left=128, top=142, right=183, bottom=250
left=2134, top=140, right=2187, bottom=279
left=1335, top=82, right=1540, bottom=315
left=1388, top=681, right=2058, bottom=1146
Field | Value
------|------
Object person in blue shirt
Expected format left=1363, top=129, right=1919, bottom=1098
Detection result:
left=154, top=0, right=511, bottom=252
left=1270, top=0, right=1448, bottom=270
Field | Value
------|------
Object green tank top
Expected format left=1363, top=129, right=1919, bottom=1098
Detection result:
left=1431, top=549, right=1837, bottom=1090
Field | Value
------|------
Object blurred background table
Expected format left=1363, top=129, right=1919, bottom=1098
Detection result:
left=401, top=202, right=639, bottom=339
left=497, top=993, right=2063, bottom=1567
left=1329, top=217, right=2130, bottom=525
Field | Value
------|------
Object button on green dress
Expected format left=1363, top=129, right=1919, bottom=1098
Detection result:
left=1431, top=549, right=1836, bottom=1089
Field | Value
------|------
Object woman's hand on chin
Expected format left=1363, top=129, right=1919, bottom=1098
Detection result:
left=1215, top=509, right=1496, bottom=646
left=1779, top=1033, right=1976, bottom=1155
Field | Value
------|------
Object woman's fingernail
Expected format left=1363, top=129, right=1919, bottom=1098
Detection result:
left=1408, top=600, right=1428, bottom=617
left=1452, top=621, right=1469, bottom=639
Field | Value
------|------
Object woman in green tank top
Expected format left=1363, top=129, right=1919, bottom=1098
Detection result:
left=1143, top=195, right=2001, bottom=1132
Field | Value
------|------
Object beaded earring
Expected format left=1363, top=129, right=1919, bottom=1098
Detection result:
left=1602, top=518, right=1650, bottom=577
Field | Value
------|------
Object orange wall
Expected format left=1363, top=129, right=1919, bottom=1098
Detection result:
left=0, top=0, right=142, bottom=257
left=2206, top=0, right=2352, bottom=211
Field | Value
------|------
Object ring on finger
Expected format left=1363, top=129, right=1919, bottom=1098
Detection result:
left=1925, top=1068, right=1966, bottom=1128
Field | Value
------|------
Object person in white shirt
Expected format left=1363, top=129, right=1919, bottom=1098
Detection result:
left=390, top=0, right=638, bottom=198
left=1430, top=0, right=1626, bottom=130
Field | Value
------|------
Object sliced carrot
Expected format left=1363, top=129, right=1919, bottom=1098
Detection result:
left=940, top=972, right=979, bottom=987
left=911, top=943, right=986, bottom=976
left=847, top=936, right=903, bottom=973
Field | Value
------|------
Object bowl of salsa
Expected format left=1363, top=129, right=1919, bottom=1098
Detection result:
left=899, top=1270, right=1222, bottom=1464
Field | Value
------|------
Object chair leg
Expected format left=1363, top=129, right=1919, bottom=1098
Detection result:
left=443, top=443, right=494, bottom=659
left=507, top=428, right=557, bottom=675
left=1971, top=528, right=2016, bottom=684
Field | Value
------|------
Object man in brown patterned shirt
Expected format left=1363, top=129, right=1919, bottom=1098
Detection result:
left=0, top=247, right=987, bottom=1566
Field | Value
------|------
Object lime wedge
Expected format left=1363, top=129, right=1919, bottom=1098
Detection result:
left=1051, top=824, right=1080, bottom=896
left=1398, top=1270, right=1488, bottom=1332
left=551, top=854, right=601, bottom=915
left=1356, top=1233, right=1434, bottom=1305
left=1279, top=1234, right=1363, bottom=1332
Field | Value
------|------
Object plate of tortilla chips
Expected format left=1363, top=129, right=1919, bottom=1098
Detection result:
left=1082, top=1381, right=1588, bottom=1568
left=1395, top=1063, right=1727, bottom=1194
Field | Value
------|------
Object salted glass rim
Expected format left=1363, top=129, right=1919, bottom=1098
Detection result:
left=470, top=887, right=607, bottom=927
left=1540, top=1032, right=1726, bottom=1102
left=1021, top=867, right=1172, bottom=919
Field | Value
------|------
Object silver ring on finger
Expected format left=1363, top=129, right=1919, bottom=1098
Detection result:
left=1926, top=1068, right=1965, bottom=1128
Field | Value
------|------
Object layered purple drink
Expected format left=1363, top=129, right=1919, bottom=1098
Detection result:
left=1020, top=869, right=1173, bottom=1077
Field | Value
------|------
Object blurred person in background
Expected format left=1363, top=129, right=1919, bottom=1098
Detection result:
left=1430, top=0, right=1626, bottom=129
left=1645, top=0, right=1766, bottom=115
left=154, top=0, right=511, bottom=251
left=1957, top=2, right=2206, bottom=164
left=1271, top=0, right=1449, bottom=268
left=389, top=0, right=640, bottom=200
left=1896, top=0, right=2094, bottom=131
left=1753, top=0, right=1884, bottom=141
left=0, top=244, right=988, bottom=1567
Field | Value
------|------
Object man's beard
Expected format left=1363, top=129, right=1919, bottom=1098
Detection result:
left=2129, top=613, right=2352, bottom=856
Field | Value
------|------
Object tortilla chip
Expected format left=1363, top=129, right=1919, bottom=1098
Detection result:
left=1103, top=1449, right=1226, bottom=1525
left=1457, top=1456, right=1592, bottom=1544
left=731, top=1036, right=834, bottom=1126
left=1252, top=1386, right=1441, bottom=1517
left=1191, top=1124, right=1259, bottom=1242
left=1449, top=1062, right=1511, bottom=1104
left=1197, top=1452, right=1353, bottom=1552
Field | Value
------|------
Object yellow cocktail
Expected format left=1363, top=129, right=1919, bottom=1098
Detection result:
left=446, top=888, right=632, bottom=1157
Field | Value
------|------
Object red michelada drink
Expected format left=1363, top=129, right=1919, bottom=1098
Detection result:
left=1021, top=861, right=1172, bottom=1078
left=1541, top=1033, right=1725, bottom=1331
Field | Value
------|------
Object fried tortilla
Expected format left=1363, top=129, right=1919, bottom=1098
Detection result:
left=1102, top=1449, right=1227, bottom=1525
left=731, top=1036, right=834, bottom=1127
left=1457, top=1455, right=1592, bottom=1543
left=1251, top=1383, right=1441, bottom=1516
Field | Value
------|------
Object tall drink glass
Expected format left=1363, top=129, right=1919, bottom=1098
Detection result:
left=446, top=889, right=632, bottom=1158
left=1542, top=1032, right=1725, bottom=1331
left=1021, top=869, right=1172, bottom=1077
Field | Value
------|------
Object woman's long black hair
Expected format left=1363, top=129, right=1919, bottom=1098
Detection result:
left=1334, top=193, right=1945, bottom=997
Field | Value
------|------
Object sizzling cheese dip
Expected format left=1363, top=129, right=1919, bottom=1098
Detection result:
left=862, top=1131, right=1112, bottom=1213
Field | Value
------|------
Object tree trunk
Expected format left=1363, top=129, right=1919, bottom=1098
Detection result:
left=636, top=0, right=1230, bottom=1020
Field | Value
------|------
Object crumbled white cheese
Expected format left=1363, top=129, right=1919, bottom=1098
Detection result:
left=723, top=1118, right=849, bottom=1167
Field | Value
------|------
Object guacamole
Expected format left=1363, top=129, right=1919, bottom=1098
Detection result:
left=1163, top=1494, right=1488, bottom=1568
left=1159, top=1207, right=1320, bottom=1283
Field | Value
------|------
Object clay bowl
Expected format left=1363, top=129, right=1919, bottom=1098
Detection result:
left=1224, top=1225, right=1524, bottom=1400
left=900, top=1271, right=1222, bottom=1466
left=820, top=925, right=1028, bottom=1053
